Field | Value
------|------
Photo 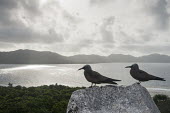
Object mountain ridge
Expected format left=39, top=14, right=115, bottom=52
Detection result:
left=0, top=49, right=169, bottom=64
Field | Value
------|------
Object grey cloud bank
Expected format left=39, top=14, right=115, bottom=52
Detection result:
left=0, top=0, right=169, bottom=56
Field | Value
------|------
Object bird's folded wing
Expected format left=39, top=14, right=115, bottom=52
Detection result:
left=139, top=70, right=160, bottom=80
left=91, top=71, right=107, bottom=81
left=92, top=71, right=120, bottom=82
left=139, top=70, right=148, bottom=75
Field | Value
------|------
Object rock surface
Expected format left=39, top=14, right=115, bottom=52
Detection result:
left=67, top=83, right=160, bottom=113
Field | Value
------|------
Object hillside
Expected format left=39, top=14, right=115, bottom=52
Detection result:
left=0, top=49, right=71, bottom=64
left=0, top=49, right=170, bottom=64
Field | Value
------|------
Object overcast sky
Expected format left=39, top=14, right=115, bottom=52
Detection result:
left=0, top=0, right=170, bottom=56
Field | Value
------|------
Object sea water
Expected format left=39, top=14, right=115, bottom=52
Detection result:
left=0, top=63, right=169, bottom=96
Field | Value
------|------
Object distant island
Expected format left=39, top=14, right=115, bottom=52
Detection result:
left=0, top=49, right=170, bottom=64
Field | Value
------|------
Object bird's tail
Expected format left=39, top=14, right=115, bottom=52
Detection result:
left=103, top=78, right=121, bottom=84
left=110, top=81, right=118, bottom=85
left=154, top=76, right=166, bottom=81
left=107, top=80, right=118, bottom=84
left=110, top=78, right=121, bottom=81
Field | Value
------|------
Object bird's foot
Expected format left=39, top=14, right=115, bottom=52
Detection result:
left=137, top=81, right=141, bottom=84
left=89, top=83, right=95, bottom=88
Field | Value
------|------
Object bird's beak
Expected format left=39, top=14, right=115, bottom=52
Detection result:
left=78, top=67, right=83, bottom=71
left=125, top=66, right=131, bottom=68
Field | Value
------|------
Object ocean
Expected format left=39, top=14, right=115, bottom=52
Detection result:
left=0, top=63, right=169, bottom=96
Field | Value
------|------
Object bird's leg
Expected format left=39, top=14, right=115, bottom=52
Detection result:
left=94, top=83, right=96, bottom=86
left=89, top=83, right=93, bottom=88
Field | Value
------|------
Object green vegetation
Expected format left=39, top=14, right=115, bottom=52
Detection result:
left=0, top=83, right=83, bottom=113
left=153, top=94, right=170, bottom=113
left=0, top=84, right=169, bottom=113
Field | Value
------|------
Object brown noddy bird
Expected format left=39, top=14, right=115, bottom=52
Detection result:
left=125, top=64, right=165, bottom=83
left=78, top=65, right=121, bottom=87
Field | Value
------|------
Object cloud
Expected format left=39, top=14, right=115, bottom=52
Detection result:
left=0, top=0, right=170, bottom=56
left=19, top=0, right=41, bottom=16
left=147, top=0, right=170, bottom=30
left=68, top=39, right=94, bottom=52
left=137, top=29, right=154, bottom=42
left=89, top=0, right=114, bottom=5
left=0, top=0, right=79, bottom=44
left=0, top=25, right=65, bottom=43
left=100, top=16, right=115, bottom=43
left=118, top=29, right=154, bottom=45
left=144, top=0, right=170, bottom=30
left=0, top=42, right=16, bottom=50
left=120, top=44, right=170, bottom=55
left=33, top=39, right=94, bottom=56
left=154, top=0, right=169, bottom=29
left=0, top=0, right=18, bottom=10
left=0, top=0, right=18, bottom=26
